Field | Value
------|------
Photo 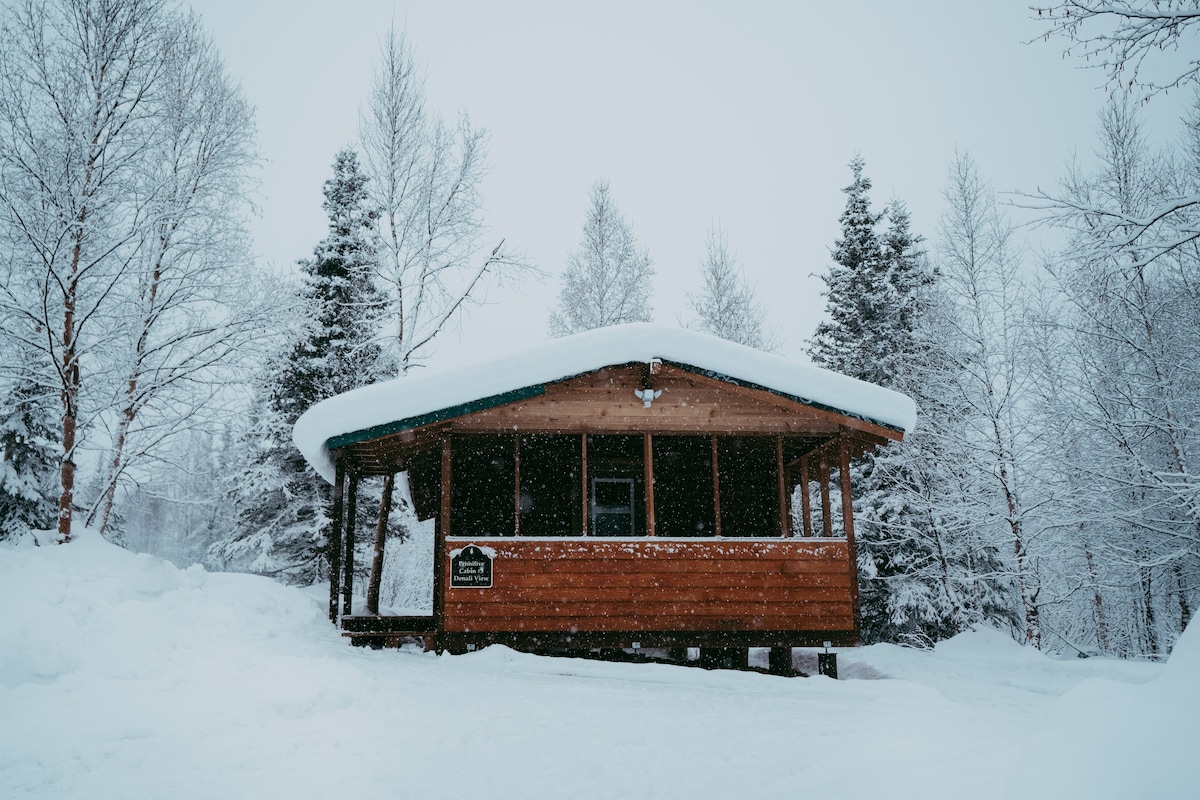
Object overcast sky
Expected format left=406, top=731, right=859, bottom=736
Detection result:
left=189, top=0, right=1186, bottom=366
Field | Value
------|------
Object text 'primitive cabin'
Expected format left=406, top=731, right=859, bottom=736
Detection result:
left=293, top=324, right=916, bottom=673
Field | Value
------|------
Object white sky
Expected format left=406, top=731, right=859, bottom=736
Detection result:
left=189, top=0, right=1187, bottom=366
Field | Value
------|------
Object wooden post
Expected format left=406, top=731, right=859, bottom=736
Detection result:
left=776, top=435, right=788, bottom=537
left=644, top=433, right=656, bottom=537
left=711, top=434, right=722, bottom=538
left=799, top=456, right=813, bottom=538
left=366, top=473, right=394, bottom=615
left=839, top=434, right=862, bottom=639
left=328, top=458, right=345, bottom=624
left=819, top=450, right=832, bottom=538
left=342, top=472, right=358, bottom=617
left=435, top=436, right=451, bottom=639
left=514, top=435, right=521, bottom=536
left=581, top=433, right=589, bottom=536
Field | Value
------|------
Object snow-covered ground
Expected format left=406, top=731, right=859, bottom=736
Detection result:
left=2, top=530, right=1194, bottom=799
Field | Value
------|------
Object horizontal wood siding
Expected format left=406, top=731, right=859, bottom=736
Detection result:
left=450, top=365, right=847, bottom=436
left=443, top=538, right=854, bottom=635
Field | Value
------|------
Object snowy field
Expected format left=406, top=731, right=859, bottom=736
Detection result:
left=2, top=531, right=1195, bottom=800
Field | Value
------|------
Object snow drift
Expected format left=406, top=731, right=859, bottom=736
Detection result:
left=1, top=531, right=1192, bottom=799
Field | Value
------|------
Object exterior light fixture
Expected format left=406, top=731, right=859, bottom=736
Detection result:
left=634, top=388, right=662, bottom=408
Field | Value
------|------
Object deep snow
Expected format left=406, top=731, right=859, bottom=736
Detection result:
left=1, top=530, right=1194, bottom=799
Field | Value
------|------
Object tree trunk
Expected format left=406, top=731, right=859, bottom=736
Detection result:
left=367, top=474, right=395, bottom=615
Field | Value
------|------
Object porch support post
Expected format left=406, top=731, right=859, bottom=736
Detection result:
left=328, top=458, right=345, bottom=624
left=435, top=436, right=451, bottom=638
left=711, top=434, right=722, bottom=537
left=819, top=450, right=833, bottom=538
left=514, top=435, right=521, bottom=536
left=839, top=433, right=862, bottom=637
left=366, top=472, right=395, bottom=615
left=581, top=434, right=589, bottom=536
left=777, top=435, right=789, bottom=537
left=644, top=433, right=656, bottom=537
left=342, top=471, right=358, bottom=616
left=799, top=456, right=813, bottom=538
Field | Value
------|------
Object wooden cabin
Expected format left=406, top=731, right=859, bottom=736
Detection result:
left=293, top=324, right=916, bottom=666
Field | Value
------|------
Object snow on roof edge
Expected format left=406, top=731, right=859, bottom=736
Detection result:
left=294, top=323, right=917, bottom=483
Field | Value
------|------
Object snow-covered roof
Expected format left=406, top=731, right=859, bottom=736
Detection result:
left=293, top=323, right=917, bottom=483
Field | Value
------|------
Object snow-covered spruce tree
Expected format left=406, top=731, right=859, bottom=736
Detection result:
left=0, top=370, right=58, bottom=541
left=687, top=224, right=778, bottom=351
left=548, top=180, right=654, bottom=337
left=217, top=150, right=385, bottom=584
left=807, top=156, right=976, bottom=645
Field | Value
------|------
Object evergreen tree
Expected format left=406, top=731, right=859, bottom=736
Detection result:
left=548, top=180, right=654, bottom=336
left=0, top=372, right=57, bottom=541
left=809, top=157, right=890, bottom=385
left=216, top=150, right=384, bottom=583
left=808, top=156, right=979, bottom=645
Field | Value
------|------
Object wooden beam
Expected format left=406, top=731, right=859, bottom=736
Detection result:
left=799, top=456, right=813, bottom=538
left=366, top=472, right=394, bottom=615
left=514, top=434, right=521, bottom=537
left=581, top=433, right=588, bottom=536
left=436, top=436, right=451, bottom=638
left=328, top=458, right=345, bottom=624
left=819, top=452, right=832, bottom=538
left=342, top=471, right=358, bottom=617
left=711, top=434, right=722, bottom=538
left=777, top=435, right=788, bottom=537
left=644, top=433, right=656, bottom=537
left=839, top=434, right=862, bottom=640
left=785, top=436, right=837, bottom=472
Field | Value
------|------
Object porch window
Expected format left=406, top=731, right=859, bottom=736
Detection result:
left=591, top=477, right=636, bottom=536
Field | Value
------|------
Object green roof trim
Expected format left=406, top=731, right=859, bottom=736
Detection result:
left=325, top=384, right=547, bottom=451
left=659, top=359, right=905, bottom=435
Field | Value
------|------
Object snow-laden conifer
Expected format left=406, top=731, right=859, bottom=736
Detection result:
left=217, top=150, right=385, bottom=583
left=0, top=370, right=57, bottom=541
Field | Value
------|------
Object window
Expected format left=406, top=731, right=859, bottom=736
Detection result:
left=591, top=477, right=635, bottom=536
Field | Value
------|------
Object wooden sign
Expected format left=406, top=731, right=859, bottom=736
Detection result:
left=450, top=544, right=493, bottom=588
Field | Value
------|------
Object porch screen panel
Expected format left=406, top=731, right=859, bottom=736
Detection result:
left=519, top=434, right=582, bottom=536
left=586, top=435, right=645, bottom=537
left=717, top=436, right=780, bottom=537
left=450, top=434, right=516, bottom=537
left=652, top=435, right=716, bottom=537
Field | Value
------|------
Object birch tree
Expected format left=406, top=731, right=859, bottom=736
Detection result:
left=1044, top=100, right=1200, bottom=654
left=83, top=14, right=264, bottom=536
left=936, top=152, right=1046, bottom=647
left=549, top=179, right=654, bottom=337
left=1032, top=1, right=1200, bottom=272
left=687, top=224, right=777, bottom=351
left=358, top=26, right=532, bottom=374
left=0, top=0, right=173, bottom=542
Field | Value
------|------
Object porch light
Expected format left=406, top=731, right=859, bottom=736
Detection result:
left=634, top=388, right=662, bottom=408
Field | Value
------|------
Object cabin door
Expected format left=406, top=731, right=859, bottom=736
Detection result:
left=591, top=477, right=636, bottom=536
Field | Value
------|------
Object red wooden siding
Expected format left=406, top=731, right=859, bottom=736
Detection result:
left=443, top=538, right=854, bottom=635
